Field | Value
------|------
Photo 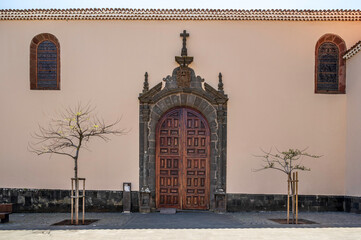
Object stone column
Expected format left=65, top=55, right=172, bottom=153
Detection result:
left=215, top=104, right=227, bottom=213
left=139, top=104, right=151, bottom=213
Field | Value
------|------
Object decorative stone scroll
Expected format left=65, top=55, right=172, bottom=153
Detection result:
left=138, top=30, right=228, bottom=213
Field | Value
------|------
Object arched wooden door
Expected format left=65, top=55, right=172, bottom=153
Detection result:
left=156, top=107, right=210, bottom=210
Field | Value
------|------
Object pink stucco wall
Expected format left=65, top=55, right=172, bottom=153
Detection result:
left=346, top=50, right=361, bottom=197
left=0, top=20, right=360, bottom=195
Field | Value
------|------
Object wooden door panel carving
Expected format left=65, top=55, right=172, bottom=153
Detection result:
left=183, top=110, right=209, bottom=209
left=156, top=108, right=210, bottom=210
left=157, top=110, right=182, bottom=208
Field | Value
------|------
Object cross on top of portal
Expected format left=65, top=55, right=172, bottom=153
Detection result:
left=180, top=30, right=189, bottom=57
left=175, top=30, right=193, bottom=67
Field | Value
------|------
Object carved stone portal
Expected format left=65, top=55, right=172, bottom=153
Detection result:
left=138, top=30, right=228, bottom=213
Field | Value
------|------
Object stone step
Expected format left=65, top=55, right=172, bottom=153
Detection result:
left=160, top=208, right=177, bottom=214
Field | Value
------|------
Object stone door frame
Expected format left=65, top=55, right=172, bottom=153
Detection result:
left=139, top=83, right=228, bottom=212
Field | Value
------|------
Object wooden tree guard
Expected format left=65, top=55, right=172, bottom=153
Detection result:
left=287, top=172, right=299, bottom=224
left=71, top=178, right=86, bottom=225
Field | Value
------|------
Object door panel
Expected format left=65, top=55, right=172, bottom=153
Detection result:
left=182, top=109, right=209, bottom=209
left=156, top=108, right=210, bottom=210
left=157, top=110, right=182, bottom=208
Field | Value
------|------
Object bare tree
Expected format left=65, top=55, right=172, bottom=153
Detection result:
left=29, top=103, right=126, bottom=224
left=254, top=148, right=321, bottom=223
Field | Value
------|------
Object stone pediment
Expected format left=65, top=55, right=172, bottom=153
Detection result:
left=139, top=30, right=227, bottom=105
left=138, top=68, right=228, bottom=105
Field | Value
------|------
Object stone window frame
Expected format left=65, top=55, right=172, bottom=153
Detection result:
left=30, top=33, right=60, bottom=90
left=315, top=33, right=346, bottom=94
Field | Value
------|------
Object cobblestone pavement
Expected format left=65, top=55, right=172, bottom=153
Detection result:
left=0, top=211, right=361, bottom=239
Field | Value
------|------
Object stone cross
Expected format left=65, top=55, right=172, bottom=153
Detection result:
left=180, top=30, right=189, bottom=57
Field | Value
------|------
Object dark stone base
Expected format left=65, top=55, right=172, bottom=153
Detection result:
left=139, top=192, right=151, bottom=213
left=345, top=196, right=361, bottom=213
left=0, top=188, right=138, bottom=213
left=214, top=193, right=227, bottom=213
left=1, top=188, right=360, bottom=213
left=227, top=193, right=354, bottom=212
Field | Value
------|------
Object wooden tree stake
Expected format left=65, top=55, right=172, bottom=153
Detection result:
left=287, top=172, right=299, bottom=224
left=71, top=178, right=86, bottom=225
left=296, top=172, right=299, bottom=224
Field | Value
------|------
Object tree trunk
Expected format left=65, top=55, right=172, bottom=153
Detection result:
left=289, top=173, right=295, bottom=224
left=74, top=158, right=79, bottom=225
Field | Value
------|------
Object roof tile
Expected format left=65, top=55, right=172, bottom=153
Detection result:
left=343, top=41, right=361, bottom=60
left=0, top=8, right=361, bottom=21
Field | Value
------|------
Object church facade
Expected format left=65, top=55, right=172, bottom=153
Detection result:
left=1, top=8, right=361, bottom=213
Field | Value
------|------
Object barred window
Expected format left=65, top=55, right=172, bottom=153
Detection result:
left=315, top=34, right=346, bottom=94
left=30, top=33, right=60, bottom=90
left=317, top=42, right=339, bottom=92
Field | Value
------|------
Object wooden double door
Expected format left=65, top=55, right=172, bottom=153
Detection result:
left=156, top=107, right=210, bottom=210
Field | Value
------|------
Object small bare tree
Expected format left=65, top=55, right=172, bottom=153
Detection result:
left=29, top=104, right=126, bottom=224
left=254, top=148, right=321, bottom=223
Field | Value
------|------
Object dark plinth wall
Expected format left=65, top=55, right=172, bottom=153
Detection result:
left=0, top=188, right=139, bottom=213
left=1, top=188, right=360, bottom=214
left=227, top=194, right=347, bottom=212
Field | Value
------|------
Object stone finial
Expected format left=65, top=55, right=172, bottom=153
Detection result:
left=143, top=72, right=149, bottom=93
left=218, top=72, right=224, bottom=94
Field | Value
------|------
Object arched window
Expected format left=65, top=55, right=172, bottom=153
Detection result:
left=30, top=33, right=60, bottom=90
left=315, top=34, right=346, bottom=94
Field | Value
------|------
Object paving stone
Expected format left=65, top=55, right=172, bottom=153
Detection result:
left=1, top=211, right=361, bottom=231
left=160, top=208, right=176, bottom=214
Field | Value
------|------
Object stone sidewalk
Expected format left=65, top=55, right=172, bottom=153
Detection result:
left=0, top=211, right=361, bottom=239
